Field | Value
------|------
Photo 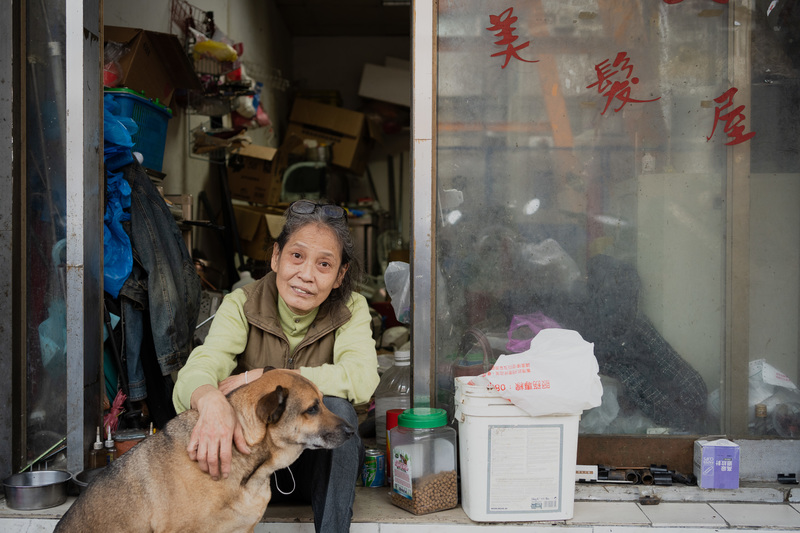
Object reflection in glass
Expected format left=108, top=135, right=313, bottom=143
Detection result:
left=435, top=1, right=799, bottom=436
left=24, top=0, right=68, bottom=466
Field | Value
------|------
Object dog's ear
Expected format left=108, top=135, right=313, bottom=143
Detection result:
left=256, top=385, right=288, bottom=425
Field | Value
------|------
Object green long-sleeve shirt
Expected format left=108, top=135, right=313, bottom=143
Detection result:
left=172, top=288, right=379, bottom=413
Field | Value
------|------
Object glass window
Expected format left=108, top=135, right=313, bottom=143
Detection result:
left=23, top=0, right=68, bottom=466
left=433, top=0, right=800, bottom=437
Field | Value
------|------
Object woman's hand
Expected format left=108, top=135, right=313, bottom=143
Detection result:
left=218, top=368, right=264, bottom=395
left=186, top=385, right=250, bottom=480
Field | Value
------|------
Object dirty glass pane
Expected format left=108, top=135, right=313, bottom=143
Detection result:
left=24, top=0, right=68, bottom=466
left=435, top=0, right=800, bottom=436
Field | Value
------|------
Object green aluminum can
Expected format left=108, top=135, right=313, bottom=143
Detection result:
left=362, top=448, right=386, bottom=487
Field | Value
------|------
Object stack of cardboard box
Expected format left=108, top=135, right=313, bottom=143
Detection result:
left=227, top=98, right=374, bottom=261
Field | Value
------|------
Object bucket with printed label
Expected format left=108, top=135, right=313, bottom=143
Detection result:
left=454, top=376, right=579, bottom=522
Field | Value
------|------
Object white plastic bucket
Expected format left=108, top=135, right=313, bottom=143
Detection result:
left=454, top=376, right=579, bottom=522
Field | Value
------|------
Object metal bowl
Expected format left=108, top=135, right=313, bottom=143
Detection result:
left=2, top=470, right=72, bottom=510
left=71, top=467, right=105, bottom=494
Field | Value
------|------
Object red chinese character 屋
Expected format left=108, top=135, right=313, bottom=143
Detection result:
left=486, top=7, right=539, bottom=69
left=707, top=87, right=755, bottom=146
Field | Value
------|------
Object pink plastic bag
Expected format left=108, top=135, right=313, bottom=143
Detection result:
left=506, top=312, right=562, bottom=353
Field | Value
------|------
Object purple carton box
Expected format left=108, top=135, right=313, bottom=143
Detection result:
left=693, top=438, right=740, bottom=489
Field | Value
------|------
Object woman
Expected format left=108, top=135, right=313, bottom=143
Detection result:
left=173, top=200, right=380, bottom=533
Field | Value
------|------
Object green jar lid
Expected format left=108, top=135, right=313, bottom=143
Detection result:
left=398, top=407, right=447, bottom=428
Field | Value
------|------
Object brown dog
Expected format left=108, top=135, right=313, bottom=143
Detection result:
left=55, top=369, right=353, bottom=533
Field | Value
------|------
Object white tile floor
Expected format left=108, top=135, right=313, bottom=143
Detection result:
left=709, top=502, right=800, bottom=528
left=637, top=502, right=727, bottom=527
left=4, top=484, right=800, bottom=532
left=569, top=501, right=650, bottom=525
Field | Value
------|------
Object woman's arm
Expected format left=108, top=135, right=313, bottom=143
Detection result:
left=172, top=290, right=252, bottom=479
left=172, top=290, right=250, bottom=413
left=186, top=384, right=250, bottom=480
left=299, top=293, right=381, bottom=404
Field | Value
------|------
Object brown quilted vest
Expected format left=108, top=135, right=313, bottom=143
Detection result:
left=236, top=272, right=352, bottom=372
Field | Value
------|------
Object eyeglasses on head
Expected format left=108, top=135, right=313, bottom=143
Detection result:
left=289, top=200, right=347, bottom=219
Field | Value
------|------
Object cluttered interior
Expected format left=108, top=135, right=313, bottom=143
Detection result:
left=7, top=0, right=800, bottom=525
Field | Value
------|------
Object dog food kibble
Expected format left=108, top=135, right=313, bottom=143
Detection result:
left=389, top=408, right=458, bottom=515
left=390, top=470, right=458, bottom=515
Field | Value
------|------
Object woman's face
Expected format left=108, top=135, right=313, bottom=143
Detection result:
left=271, top=223, right=347, bottom=315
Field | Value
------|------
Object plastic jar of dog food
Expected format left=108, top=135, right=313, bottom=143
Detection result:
left=389, top=408, right=458, bottom=515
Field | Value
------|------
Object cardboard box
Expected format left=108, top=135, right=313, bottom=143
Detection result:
left=228, top=144, right=281, bottom=205
left=693, top=438, right=740, bottom=489
left=358, top=63, right=411, bottom=107
left=233, top=204, right=285, bottom=262
left=385, top=57, right=411, bottom=71
left=285, top=99, right=370, bottom=175
left=104, top=26, right=201, bottom=106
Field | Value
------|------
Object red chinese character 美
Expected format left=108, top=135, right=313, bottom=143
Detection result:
left=486, top=7, right=539, bottom=69
left=587, top=52, right=660, bottom=114
left=707, top=87, right=755, bottom=146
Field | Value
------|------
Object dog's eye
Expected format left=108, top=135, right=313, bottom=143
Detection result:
left=305, top=404, right=319, bottom=415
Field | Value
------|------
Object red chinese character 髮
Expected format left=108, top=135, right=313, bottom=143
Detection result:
left=707, top=87, right=755, bottom=146
left=587, top=52, right=660, bottom=115
left=486, top=7, right=539, bottom=69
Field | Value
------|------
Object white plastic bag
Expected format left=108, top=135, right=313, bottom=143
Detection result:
left=384, top=261, right=411, bottom=324
left=474, top=328, right=603, bottom=417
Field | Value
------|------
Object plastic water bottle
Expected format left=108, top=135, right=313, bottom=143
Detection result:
left=232, top=271, right=255, bottom=291
left=374, top=351, right=411, bottom=453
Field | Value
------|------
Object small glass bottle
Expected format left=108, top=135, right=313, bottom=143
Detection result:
left=389, top=408, right=458, bottom=515
left=89, top=426, right=104, bottom=469
left=104, top=426, right=117, bottom=464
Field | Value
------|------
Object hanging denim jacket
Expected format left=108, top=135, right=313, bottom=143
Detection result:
left=119, top=162, right=202, bottom=400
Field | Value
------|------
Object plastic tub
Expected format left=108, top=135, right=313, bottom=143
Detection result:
left=454, top=376, right=579, bottom=522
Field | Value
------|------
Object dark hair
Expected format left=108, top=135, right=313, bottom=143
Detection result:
left=274, top=201, right=362, bottom=307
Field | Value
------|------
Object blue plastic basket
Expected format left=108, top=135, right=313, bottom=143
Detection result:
left=105, top=89, right=172, bottom=172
